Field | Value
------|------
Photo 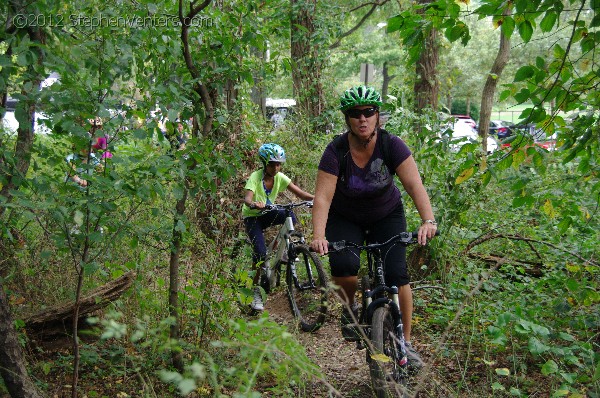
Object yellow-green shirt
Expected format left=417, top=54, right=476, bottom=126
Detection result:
left=242, top=170, right=291, bottom=217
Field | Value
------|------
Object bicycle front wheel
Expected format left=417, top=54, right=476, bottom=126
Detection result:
left=369, top=306, right=409, bottom=398
left=285, top=244, right=328, bottom=332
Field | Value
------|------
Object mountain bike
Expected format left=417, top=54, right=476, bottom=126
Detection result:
left=327, top=230, right=438, bottom=398
left=232, top=201, right=329, bottom=332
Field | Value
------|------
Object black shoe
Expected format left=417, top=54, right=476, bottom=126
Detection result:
left=340, top=303, right=360, bottom=342
left=405, top=342, right=424, bottom=370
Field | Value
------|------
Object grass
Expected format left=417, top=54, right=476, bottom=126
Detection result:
left=491, top=103, right=570, bottom=123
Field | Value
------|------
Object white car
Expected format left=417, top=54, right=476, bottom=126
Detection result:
left=1, top=110, right=19, bottom=133
left=1, top=96, right=51, bottom=134
left=448, top=120, right=498, bottom=153
left=1, top=110, right=50, bottom=135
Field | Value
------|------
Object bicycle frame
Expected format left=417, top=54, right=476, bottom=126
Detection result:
left=265, top=212, right=294, bottom=264
left=261, top=202, right=311, bottom=289
left=364, top=248, right=402, bottom=325
left=363, top=246, right=407, bottom=364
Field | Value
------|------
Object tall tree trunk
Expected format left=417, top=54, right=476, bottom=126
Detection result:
left=0, top=2, right=46, bottom=396
left=291, top=0, right=325, bottom=135
left=168, top=0, right=212, bottom=372
left=381, top=61, right=396, bottom=103
left=0, top=288, right=44, bottom=398
left=168, top=188, right=188, bottom=372
left=479, top=8, right=511, bottom=156
left=250, top=46, right=267, bottom=118
left=413, top=0, right=439, bottom=113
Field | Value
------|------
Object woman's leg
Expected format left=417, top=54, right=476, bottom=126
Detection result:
left=326, top=210, right=364, bottom=340
left=332, top=275, right=359, bottom=306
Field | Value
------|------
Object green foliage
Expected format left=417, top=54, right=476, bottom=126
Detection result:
left=451, top=99, right=480, bottom=121
left=1, top=0, right=599, bottom=396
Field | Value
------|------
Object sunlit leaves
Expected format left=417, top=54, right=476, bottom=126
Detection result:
left=455, top=167, right=474, bottom=184
left=495, top=368, right=510, bottom=376
left=553, top=44, right=566, bottom=59
left=540, top=12, right=557, bottom=32
left=370, top=353, right=392, bottom=362
left=541, top=199, right=557, bottom=218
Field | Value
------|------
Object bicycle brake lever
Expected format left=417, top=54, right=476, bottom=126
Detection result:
left=329, top=241, right=346, bottom=251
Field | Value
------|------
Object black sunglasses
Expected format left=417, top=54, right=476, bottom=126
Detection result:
left=345, top=107, right=378, bottom=119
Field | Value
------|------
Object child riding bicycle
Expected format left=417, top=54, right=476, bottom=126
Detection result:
left=242, top=143, right=314, bottom=311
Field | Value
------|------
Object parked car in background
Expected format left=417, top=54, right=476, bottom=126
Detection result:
left=451, top=114, right=476, bottom=129
left=487, top=120, right=516, bottom=139
left=266, top=98, right=296, bottom=129
left=447, top=120, right=498, bottom=153
left=1, top=97, right=50, bottom=134
left=1, top=97, right=19, bottom=132
left=505, top=123, right=557, bottom=151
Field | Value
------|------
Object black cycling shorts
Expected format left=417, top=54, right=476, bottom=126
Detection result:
left=325, top=201, right=409, bottom=287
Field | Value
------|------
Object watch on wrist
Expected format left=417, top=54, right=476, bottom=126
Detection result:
left=422, top=219, right=437, bottom=226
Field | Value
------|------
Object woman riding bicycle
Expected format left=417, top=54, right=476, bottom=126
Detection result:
left=243, top=143, right=314, bottom=311
left=309, top=86, right=437, bottom=369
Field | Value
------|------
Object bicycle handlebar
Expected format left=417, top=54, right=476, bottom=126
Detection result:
left=261, top=201, right=313, bottom=212
left=327, top=230, right=440, bottom=252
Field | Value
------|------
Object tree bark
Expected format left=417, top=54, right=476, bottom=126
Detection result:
left=0, top=288, right=45, bottom=398
left=291, top=0, right=325, bottom=134
left=0, top=2, right=46, bottom=396
left=381, top=61, right=396, bottom=103
left=478, top=8, right=511, bottom=155
left=169, top=0, right=212, bottom=373
left=413, top=0, right=439, bottom=113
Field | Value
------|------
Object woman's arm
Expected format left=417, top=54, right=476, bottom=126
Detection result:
left=287, top=182, right=314, bottom=201
left=395, top=155, right=437, bottom=244
left=310, top=171, right=337, bottom=254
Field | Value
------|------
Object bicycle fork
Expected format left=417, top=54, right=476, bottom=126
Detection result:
left=364, top=285, right=409, bottom=368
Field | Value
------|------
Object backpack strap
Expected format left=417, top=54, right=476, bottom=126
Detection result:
left=334, top=129, right=394, bottom=184
left=333, top=133, right=350, bottom=184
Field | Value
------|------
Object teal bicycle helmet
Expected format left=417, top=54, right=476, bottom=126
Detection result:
left=339, top=85, right=383, bottom=111
left=258, top=143, right=286, bottom=165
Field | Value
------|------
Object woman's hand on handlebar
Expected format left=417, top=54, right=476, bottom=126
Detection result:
left=310, top=237, right=329, bottom=255
left=417, top=222, right=437, bottom=245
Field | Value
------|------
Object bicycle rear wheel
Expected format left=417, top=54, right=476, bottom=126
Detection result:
left=369, top=306, right=409, bottom=398
left=286, top=244, right=328, bottom=332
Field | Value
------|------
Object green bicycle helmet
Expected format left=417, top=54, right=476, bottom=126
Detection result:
left=258, top=143, right=286, bottom=165
left=339, top=85, right=383, bottom=111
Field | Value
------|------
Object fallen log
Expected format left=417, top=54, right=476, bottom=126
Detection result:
left=466, top=253, right=544, bottom=277
left=23, top=271, right=135, bottom=340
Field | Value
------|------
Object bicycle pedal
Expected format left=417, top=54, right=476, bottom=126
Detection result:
left=356, top=340, right=365, bottom=350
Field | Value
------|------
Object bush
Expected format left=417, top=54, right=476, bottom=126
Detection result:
left=452, top=99, right=480, bottom=121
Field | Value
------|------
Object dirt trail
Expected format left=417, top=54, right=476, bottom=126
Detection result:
left=264, top=290, right=374, bottom=397
left=263, top=288, right=454, bottom=398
